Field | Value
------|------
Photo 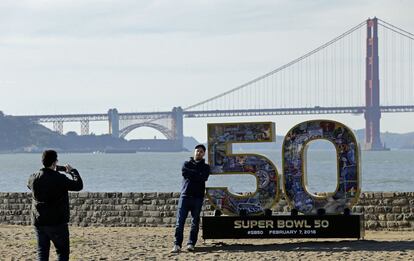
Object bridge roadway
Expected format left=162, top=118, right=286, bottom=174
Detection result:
left=13, top=105, right=414, bottom=122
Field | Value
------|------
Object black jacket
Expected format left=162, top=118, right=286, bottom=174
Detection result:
left=180, top=158, right=210, bottom=198
left=27, top=168, right=83, bottom=226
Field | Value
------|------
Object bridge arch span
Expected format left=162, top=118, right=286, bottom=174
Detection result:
left=119, top=122, right=174, bottom=140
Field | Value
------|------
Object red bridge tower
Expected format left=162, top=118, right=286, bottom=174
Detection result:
left=365, top=17, right=386, bottom=150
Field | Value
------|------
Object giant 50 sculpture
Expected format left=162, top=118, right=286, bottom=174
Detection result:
left=203, top=120, right=363, bottom=239
left=206, top=120, right=360, bottom=216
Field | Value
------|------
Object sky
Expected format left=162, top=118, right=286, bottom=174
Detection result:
left=1, top=0, right=414, bottom=142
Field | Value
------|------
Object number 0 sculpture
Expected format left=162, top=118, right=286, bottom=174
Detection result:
left=283, top=120, right=360, bottom=214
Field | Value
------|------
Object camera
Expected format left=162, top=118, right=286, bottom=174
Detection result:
left=56, top=165, right=67, bottom=172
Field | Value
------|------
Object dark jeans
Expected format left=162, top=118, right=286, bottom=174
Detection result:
left=34, top=223, right=70, bottom=261
left=174, top=196, right=204, bottom=247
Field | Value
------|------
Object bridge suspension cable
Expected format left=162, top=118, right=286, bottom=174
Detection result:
left=378, top=19, right=414, bottom=40
left=378, top=19, right=414, bottom=106
left=184, top=20, right=367, bottom=112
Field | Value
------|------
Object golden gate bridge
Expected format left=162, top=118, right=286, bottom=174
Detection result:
left=15, top=18, right=414, bottom=150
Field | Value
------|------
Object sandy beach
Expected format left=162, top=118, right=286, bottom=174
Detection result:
left=1, top=225, right=413, bottom=260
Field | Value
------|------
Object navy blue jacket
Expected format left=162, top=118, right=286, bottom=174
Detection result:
left=27, top=168, right=83, bottom=226
left=180, top=157, right=210, bottom=198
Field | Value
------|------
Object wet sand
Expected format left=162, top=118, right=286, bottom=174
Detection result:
left=1, top=225, right=413, bottom=260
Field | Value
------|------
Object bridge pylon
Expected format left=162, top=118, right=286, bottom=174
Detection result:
left=365, top=17, right=386, bottom=150
left=53, top=120, right=63, bottom=135
left=108, top=108, right=120, bottom=138
left=80, top=119, right=90, bottom=136
left=172, top=106, right=184, bottom=150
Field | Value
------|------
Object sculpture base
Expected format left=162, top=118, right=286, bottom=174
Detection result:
left=202, top=214, right=364, bottom=239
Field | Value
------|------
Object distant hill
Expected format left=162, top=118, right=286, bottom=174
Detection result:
left=0, top=114, right=129, bottom=152
left=355, top=129, right=414, bottom=149
left=0, top=114, right=62, bottom=152
left=1, top=112, right=413, bottom=151
left=0, top=113, right=201, bottom=152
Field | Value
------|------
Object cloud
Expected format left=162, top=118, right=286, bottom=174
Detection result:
left=0, top=0, right=368, bottom=38
left=0, top=0, right=412, bottom=43
left=1, top=0, right=414, bottom=140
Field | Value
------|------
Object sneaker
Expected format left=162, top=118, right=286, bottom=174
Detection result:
left=187, top=244, right=195, bottom=252
left=171, top=245, right=181, bottom=253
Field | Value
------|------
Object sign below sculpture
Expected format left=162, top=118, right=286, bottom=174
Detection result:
left=203, top=215, right=364, bottom=239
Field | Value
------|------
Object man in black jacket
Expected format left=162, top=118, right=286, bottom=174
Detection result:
left=27, top=150, right=83, bottom=261
left=171, top=144, right=210, bottom=253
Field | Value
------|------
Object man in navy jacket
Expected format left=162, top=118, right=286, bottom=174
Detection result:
left=172, top=144, right=210, bottom=253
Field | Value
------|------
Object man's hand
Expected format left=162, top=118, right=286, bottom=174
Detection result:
left=65, top=164, right=73, bottom=173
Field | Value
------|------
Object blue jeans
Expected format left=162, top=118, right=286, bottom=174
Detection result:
left=34, top=223, right=70, bottom=261
left=174, top=196, right=204, bottom=247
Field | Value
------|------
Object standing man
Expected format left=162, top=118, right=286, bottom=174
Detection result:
left=27, top=150, right=83, bottom=261
left=171, top=144, right=210, bottom=253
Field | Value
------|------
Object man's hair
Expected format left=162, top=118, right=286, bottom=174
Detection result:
left=194, top=144, right=206, bottom=152
left=42, top=150, right=58, bottom=167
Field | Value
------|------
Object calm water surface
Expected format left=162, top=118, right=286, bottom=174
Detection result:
left=1, top=150, right=413, bottom=192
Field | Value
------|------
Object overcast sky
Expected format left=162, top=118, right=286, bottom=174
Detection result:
left=1, top=0, right=413, bottom=141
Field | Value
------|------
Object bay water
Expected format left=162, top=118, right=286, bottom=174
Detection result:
left=1, top=150, right=413, bottom=192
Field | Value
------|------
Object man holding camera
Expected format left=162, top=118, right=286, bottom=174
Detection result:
left=27, top=150, right=83, bottom=261
left=171, top=144, right=210, bottom=253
